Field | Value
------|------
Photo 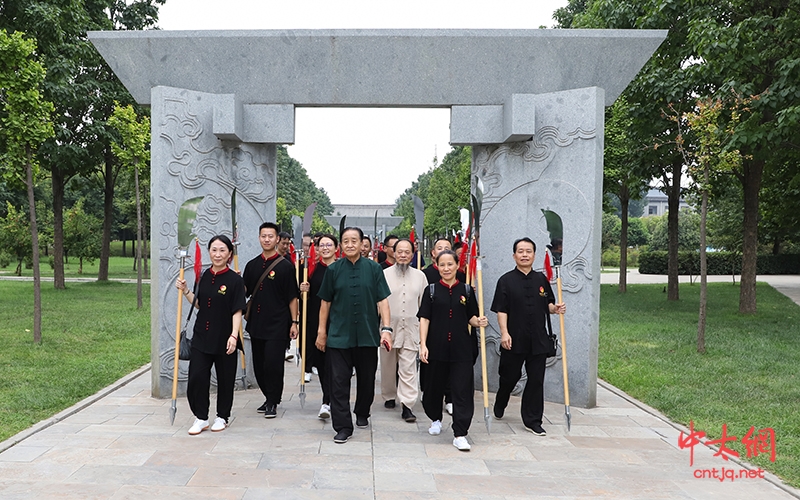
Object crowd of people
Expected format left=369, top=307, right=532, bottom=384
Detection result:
left=175, top=225, right=565, bottom=451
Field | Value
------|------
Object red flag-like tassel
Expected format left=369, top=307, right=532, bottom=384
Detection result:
left=194, top=238, right=202, bottom=283
left=454, top=232, right=461, bottom=244
left=544, top=251, right=553, bottom=282
left=307, top=243, right=317, bottom=278
left=458, top=240, right=468, bottom=273
left=468, top=240, right=478, bottom=283
left=409, top=227, right=415, bottom=244
left=289, top=242, right=296, bottom=265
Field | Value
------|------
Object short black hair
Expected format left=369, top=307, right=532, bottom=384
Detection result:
left=362, top=235, right=372, bottom=243
left=318, top=233, right=338, bottom=248
left=259, top=222, right=280, bottom=235
left=393, top=238, right=413, bottom=252
left=208, top=234, right=234, bottom=253
left=383, top=234, right=399, bottom=246
left=513, top=237, right=536, bottom=253
left=435, top=249, right=458, bottom=266
left=342, top=226, right=364, bottom=240
left=278, top=231, right=291, bottom=240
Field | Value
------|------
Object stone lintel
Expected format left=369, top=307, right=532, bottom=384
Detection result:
left=451, top=94, right=536, bottom=145
left=242, top=104, right=295, bottom=144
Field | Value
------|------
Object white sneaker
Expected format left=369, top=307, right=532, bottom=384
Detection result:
left=445, top=403, right=453, bottom=415
left=304, top=372, right=312, bottom=382
left=453, top=436, right=471, bottom=451
left=210, top=417, right=227, bottom=432
left=312, top=367, right=319, bottom=375
left=318, top=404, right=331, bottom=419
left=188, top=418, right=209, bottom=435
left=428, top=420, right=442, bottom=435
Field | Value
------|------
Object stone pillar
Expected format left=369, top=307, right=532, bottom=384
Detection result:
left=473, top=87, right=604, bottom=408
left=150, top=86, right=276, bottom=398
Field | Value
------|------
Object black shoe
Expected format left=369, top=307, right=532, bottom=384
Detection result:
left=401, top=404, right=416, bottom=423
left=256, top=401, right=267, bottom=413
left=264, top=404, right=277, bottom=419
left=333, top=430, right=352, bottom=443
left=526, top=423, right=546, bottom=436
left=356, top=415, right=369, bottom=428
left=384, top=399, right=396, bottom=409
left=493, top=404, right=504, bottom=420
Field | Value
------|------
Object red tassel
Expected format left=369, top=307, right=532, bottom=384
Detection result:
left=409, top=227, right=415, bottom=244
left=308, top=243, right=317, bottom=278
left=193, top=239, right=202, bottom=283
left=458, top=239, right=468, bottom=272
left=468, top=240, right=478, bottom=283
left=544, top=251, right=553, bottom=282
left=289, top=242, right=296, bottom=265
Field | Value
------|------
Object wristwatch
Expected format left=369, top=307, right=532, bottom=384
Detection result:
left=292, top=320, right=300, bottom=324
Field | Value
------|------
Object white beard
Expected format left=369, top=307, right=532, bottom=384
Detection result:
left=395, top=263, right=410, bottom=275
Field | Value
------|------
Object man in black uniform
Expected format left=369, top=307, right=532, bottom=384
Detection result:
left=243, top=222, right=300, bottom=419
left=423, top=238, right=466, bottom=285
left=380, top=234, right=399, bottom=269
left=490, top=237, right=565, bottom=436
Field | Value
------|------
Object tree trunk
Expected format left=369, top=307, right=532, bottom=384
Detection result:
left=697, top=166, right=708, bottom=354
left=79, top=257, right=83, bottom=274
left=739, top=158, right=763, bottom=314
left=666, top=165, right=681, bottom=301
left=135, top=165, right=143, bottom=309
left=143, top=230, right=149, bottom=279
left=26, top=147, right=42, bottom=344
left=772, top=238, right=780, bottom=256
left=122, top=234, right=127, bottom=257
left=618, top=185, right=629, bottom=293
left=51, top=167, right=66, bottom=289
left=98, top=147, right=114, bottom=281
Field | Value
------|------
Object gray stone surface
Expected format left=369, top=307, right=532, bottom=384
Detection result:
left=1, top=366, right=797, bottom=499
left=88, top=29, right=665, bottom=107
left=472, top=87, right=604, bottom=408
left=150, top=86, right=275, bottom=398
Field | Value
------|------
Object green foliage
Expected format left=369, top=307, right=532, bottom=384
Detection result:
left=63, top=198, right=102, bottom=271
left=423, top=146, right=471, bottom=238
left=599, top=283, right=800, bottom=486
left=602, top=212, right=621, bottom=249
left=648, top=210, right=700, bottom=252
left=275, top=146, right=333, bottom=233
left=0, top=202, right=31, bottom=274
left=0, top=29, right=55, bottom=184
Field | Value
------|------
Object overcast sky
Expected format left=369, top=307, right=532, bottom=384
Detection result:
left=157, top=0, right=568, bottom=205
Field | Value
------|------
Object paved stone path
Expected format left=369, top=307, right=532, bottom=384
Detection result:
left=1, top=362, right=798, bottom=499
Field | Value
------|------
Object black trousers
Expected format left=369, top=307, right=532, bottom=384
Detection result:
left=312, top=343, right=330, bottom=405
left=422, top=359, right=474, bottom=437
left=327, top=346, right=378, bottom=434
left=187, top=347, right=237, bottom=421
left=495, top=350, right=548, bottom=428
left=251, top=338, right=289, bottom=406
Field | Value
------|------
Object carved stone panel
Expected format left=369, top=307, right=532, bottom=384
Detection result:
left=150, top=86, right=276, bottom=398
left=473, top=87, right=604, bottom=408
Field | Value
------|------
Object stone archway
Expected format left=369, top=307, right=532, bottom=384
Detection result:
left=90, top=29, right=665, bottom=407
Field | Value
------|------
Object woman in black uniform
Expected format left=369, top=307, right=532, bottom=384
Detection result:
left=418, top=250, right=487, bottom=451
left=176, top=235, right=246, bottom=435
left=299, top=234, right=338, bottom=420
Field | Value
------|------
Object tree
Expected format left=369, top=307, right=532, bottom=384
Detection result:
left=0, top=29, right=55, bottom=343
left=63, top=198, right=101, bottom=274
left=649, top=210, right=700, bottom=252
left=688, top=0, right=800, bottom=313
left=604, top=96, right=650, bottom=292
left=569, top=0, right=712, bottom=301
left=684, top=97, right=743, bottom=353
left=0, top=202, right=31, bottom=275
left=275, top=145, right=334, bottom=234
left=424, top=146, right=471, bottom=240
left=0, top=0, right=166, bottom=286
left=108, top=102, right=149, bottom=308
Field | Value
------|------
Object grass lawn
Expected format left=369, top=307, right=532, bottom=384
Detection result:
left=0, top=281, right=150, bottom=443
left=0, top=255, right=145, bottom=280
left=600, top=282, right=800, bottom=487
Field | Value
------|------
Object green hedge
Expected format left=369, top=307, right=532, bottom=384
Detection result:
left=638, top=251, right=800, bottom=275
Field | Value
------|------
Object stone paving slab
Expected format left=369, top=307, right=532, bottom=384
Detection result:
left=1, top=363, right=798, bottom=499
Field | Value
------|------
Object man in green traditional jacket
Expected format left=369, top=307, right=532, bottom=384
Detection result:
left=316, top=226, right=392, bottom=444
